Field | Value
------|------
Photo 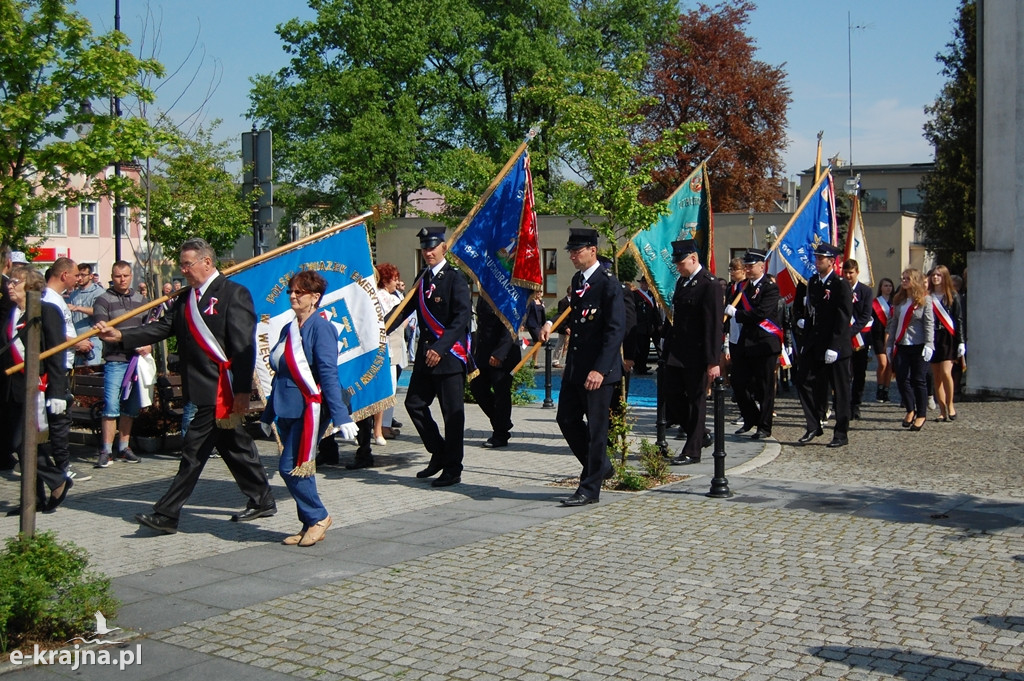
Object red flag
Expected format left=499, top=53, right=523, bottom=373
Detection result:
left=511, top=153, right=542, bottom=289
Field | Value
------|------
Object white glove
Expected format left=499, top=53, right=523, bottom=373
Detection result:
left=796, top=318, right=805, bottom=330
left=724, top=304, right=737, bottom=318
left=921, top=346, right=934, bottom=362
left=46, top=398, right=67, bottom=415
left=260, top=421, right=273, bottom=438
left=824, top=349, right=838, bottom=364
left=957, top=343, right=966, bottom=358
left=338, top=421, right=359, bottom=441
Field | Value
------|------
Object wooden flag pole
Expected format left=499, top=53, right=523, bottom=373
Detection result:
left=509, top=305, right=571, bottom=375
left=6, top=210, right=376, bottom=376
left=384, top=127, right=542, bottom=332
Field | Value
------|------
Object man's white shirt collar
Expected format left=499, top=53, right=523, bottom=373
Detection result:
left=430, top=261, right=445, bottom=277
left=197, top=270, right=221, bottom=298
left=581, top=261, right=601, bottom=282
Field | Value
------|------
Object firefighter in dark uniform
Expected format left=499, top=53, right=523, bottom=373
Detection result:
left=725, top=248, right=782, bottom=440
left=469, top=296, right=520, bottom=448
left=794, top=242, right=853, bottom=447
left=539, top=228, right=625, bottom=507
left=386, top=227, right=472, bottom=487
left=663, top=239, right=723, bottom=465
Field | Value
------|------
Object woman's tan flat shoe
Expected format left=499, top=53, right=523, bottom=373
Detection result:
left=282, top=527, right=307, bottom=545
left=299, top=516, right=332, bottom=546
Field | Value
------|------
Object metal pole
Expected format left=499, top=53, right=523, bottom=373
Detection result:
left=251, top=124, right=261, bottom=257
left=113, top=0, right=122, bottom=263
left=655, top=358, right=668, bottom=455
left=542, top=341, right=554, bottom=408
left=20, top=291, right=41, bottom=535
left=707, top=376, right=732, bottom=498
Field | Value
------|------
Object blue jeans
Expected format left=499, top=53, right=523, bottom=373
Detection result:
left=277, top=417, right=328, bottom=527
left=102, top=360, right=142, bottom=419
left=181, top=401, right=198, bottom=435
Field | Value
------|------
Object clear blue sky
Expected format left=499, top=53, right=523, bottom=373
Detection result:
left=78, top=0, right=962, bottom=181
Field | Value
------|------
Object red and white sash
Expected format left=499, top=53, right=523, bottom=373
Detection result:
left=184, top=289, right=234, bottom=422
left=282, top=322, right=322, bottom=477
left=894, top=302, right=917, bottom=346
left=7, top=309, right=49, bottom=430
left=850, top=316, right=873, bottom=350
left=872, top=297, right=890, bottom=326
left=932, top=297, right=956, bottom=336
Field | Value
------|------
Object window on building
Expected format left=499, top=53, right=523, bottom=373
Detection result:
left=80, top=202, right=97, bottom=236
left=543, top=248, right=557, bottom=295
left=44, top=208, right=65, bottom=235
left=116, top=204, right=129, bottom=237
left=860, top=189, right=888, bottom=212
left=899, top=188, right=923, bottom=214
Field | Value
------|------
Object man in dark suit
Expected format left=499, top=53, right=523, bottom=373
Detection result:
left=794, top=242, right=853, bottom=447
left=725, top=248, right=782, bottom=440
left=663, top=239, right=723, bottom=465
left=539, top=228, right=625, bottom=507
left=843, top=259, right=874, bottom=420
left=96, top=238, right=276, bottom=533
left=632, top=276, right=660, bottom=374
left=386, top=227, right=472, bottom=487
left=469, top=296, right=520, bottom=448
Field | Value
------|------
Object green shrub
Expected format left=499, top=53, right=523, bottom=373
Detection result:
left=463, top=360, right=536, bottom=405
left=610, top=462, right=647, bottom=490
left=638, top=438, right=670, bottom=482
left=0, top=532, right=119, bottom=653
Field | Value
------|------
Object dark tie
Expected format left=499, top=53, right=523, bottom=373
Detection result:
left=422, top=269, right=432, bottom=289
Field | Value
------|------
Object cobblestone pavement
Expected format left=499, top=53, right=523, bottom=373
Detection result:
left=2, top=374, right=1023, bottom=680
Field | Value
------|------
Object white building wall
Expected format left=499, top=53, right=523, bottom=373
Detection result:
left=967, top=0, right=1024, bottom=397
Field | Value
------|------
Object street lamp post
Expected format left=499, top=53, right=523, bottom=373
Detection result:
left=113, top=0, right=123, bottom=263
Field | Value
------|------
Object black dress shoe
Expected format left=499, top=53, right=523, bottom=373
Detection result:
left=481, top=437, right=509, bottom=449
left=827, top=436, right=849, bottom=448
left=136, top=512, right=178, bottom=534
left=391, top=419, right=403, bottom=428
left=416, top=464, right=442, bottom=479
left=751, top=429, right=772, bottom=440
left=851, top=406, right=862, bottom=420
left=345, top=457, right=374, bottom=470
left=701, top=432, right=713, bottom=448
left=431, top=474, right=461, bottom=487
left=670, top=455, right=701, bottom=465
left=560, top=493, right=598, bottom=507
left=798, top=427, right=823, bottom=444
left=734, top=424, right=754, bottom=435
left=231, top=504, right=277, bottom=522
left=43, top=477, right=73, bottom=513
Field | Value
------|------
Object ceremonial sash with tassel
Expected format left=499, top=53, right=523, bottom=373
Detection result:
left=872, top=297, right=890, bottom=327
left=183, top=289, right=236, bottom=428
left=7, top=309, right=48, bottom=431
left=932, top=298, right=956, bottom=336
left=850, top=316, right=873, bottom=350
left=282, top=322, right=322, bottom=477
left=418, top=275, right=477, bottom=378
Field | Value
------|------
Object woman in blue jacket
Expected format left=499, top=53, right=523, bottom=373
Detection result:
left=262, top=271, right=358, bottom=546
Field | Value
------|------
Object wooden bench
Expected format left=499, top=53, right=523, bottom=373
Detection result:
left=69, top=371, right=106, bottom=436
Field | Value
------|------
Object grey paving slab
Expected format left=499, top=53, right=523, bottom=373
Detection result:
left=113, top=595, right=228, bottom=634
left=174, top=574, right=306, bottom=611
left=114, top=562, right=240, bottom=595
left=256, top=557, right=382, bottom=587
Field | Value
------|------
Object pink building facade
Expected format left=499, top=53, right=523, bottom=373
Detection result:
left=33, top=164, right=145, bottom=280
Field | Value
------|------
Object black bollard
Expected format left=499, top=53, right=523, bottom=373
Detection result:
left=655, top=358, right=668, bottom=455
left=707, top=375, right=732, bottom=498
left=542, top=341, right=554, bottom=408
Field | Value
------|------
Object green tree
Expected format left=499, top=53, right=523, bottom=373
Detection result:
left=0, top=0, right=164, bottom=251
left=247, top=0, right=677, bottom=226
left=145, top=121, right=253, bottom=259
left=642, top=0, right=790, bottom=211
left=917, top=0, right=976, bottom=273
left=535, top=54, right=702, bottom=274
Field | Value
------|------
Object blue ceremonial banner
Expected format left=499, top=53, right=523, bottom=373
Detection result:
left=629, top=163, right=713, bottom=324
left=768, top=170, right=837, bottom=303
left=230, top=222, right=393, bottom=422
left=449, top=151, right=542, bottom=334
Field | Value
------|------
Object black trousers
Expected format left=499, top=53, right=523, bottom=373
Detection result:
left=556, top=381, right=615, bottom=498
left=405, top=369, right=465, bottom=475
left=850, top=348, right=869, bottom=407
left=795, top=352, right=851, bottom=436
left=665, top=364, right=710, bottom=458
left=153, top=406, right=274, bottom=520
left=732, top=351, right=777, bottom=433
left=47, top=388, right=72, bottom=472
left=469, top=363, right=513, bottom=441
left=894, top=345, right=929, bottom=417
left=5, top=407, right=66, bottom=506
